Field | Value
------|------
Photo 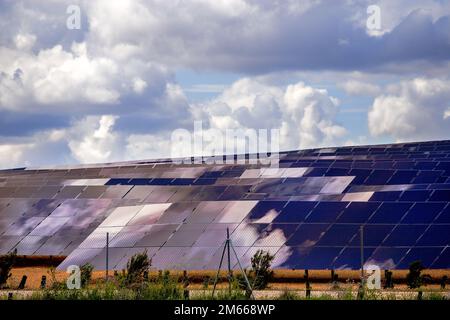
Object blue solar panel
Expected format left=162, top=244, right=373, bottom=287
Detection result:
left=282, top=247, right=342, bottom=269
left=432, top=247, right=450, bottom=268
left=306, top=201, right=348, bottom=222
left=246, top=201, right=285, bottom=222
left=417, top=225, right=450, bottom=246
left=150, top=178, right=174, bottom=185
left=414, top=161, right=437, bottom=170
left=394, top=161, right=414, bottom=169
left=368, top=248, right=408, bottom=268
left=274, top=201, right=317, bottom=223
left=398, top=190, right=432, bottom=202
left=192, top=178, right=217, bottom=185
left=336, top=202, right=380, bottom=223
left=200, top=171, right=223, bottom=178
left=435, top=204, right=450, bottom=223
left=387, top=170, right=417, bottom=184
left=401, top=202, right=446, bottom=223
left=429, top=190, right=450, bottom=201
left=347, top=169, right=370, bottom=184
left=369, top=191, right=402, bottom=201
left=436, top=162, right=450, bottom=170
left=383, top=225, right=427, bottom=246
left=326, top=168, right=350, bottom=176
left=286, top=224, right=329, bottom=246
left=1, top=139, right=449, bottom=271
left=333, top=248, right=376, bottom=269
left=373, top=161, right=394, bottom=169
left=105, top=178, right=130, bottom=185
left=170, top=178, right=195, bottom=185
left=369, top=202, right=413, bottom=224
left=129, top=178, right=151, bottom=185
left=349, top=225, right=394, bottom=247
left=298, top=247, right=343, bottom=269
left=316, top=224, right=359, bottom=246
left=398, top=248, right=443, bottom=269
left=364, top=170, right=393, bottom=185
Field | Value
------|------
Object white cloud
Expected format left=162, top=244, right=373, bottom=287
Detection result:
left=368, top=78, right=450, bottom=141
left=67, top=115, right=122, bottom=163
left=0, top=1, right=449, bottom=169
left=0, top=44, right=120, bottom=109
left=79, top=0, right=450, bottom=73
left=339, top=80, right=381, bottom=96
left=0, top=144, right=32, bottom=168
left=132, top=77, right=147, bottom=94
left=14, top=33, right=36, bottom=51
left=196, top=78, right=347, bottom=150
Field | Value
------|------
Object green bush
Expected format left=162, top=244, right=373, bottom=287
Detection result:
left=277, top=289, right=302, bottom=300
left=0, top=249, right=17, bottom=288
left=406, top=260, right=431, bottom=289
left=125, top=250, right=151, bottom=287
left=80, top=263, right=94, bottom=288
left=238, top=249, right=274, bottom=290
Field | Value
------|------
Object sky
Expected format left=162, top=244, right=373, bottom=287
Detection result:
left=0, top=0, right=450, bottom=169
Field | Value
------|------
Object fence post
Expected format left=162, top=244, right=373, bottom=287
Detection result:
left=106, top=232, right=109, bottom=280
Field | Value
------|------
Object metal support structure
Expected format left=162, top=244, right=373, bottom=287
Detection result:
left=212, top=228, right=254, bottom=299
left=106, top=232, right=109, bottom=280
left=230, top=243, right=255, bottom=300
left=227, top=228, right=232, bottom=294
left=359, top=225, right=365, bottom=299
left=212, top=238, right=228, bottom=295
left=360, top=226, right=364, bottom=283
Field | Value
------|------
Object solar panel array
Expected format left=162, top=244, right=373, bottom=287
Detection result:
left=0, top=139, right=449, bottom=270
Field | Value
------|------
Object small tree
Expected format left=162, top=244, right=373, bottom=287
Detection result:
left=249, top=250, right=274, bottom=290
left=80, top=263, right=94, bottom=288
left=125, top=250, right=151, bottom=286
left=406, top=260, right=431, bottom=289
left=0, top=249, right=17, bottom=288
left=383, top=270, right=394, bottom=289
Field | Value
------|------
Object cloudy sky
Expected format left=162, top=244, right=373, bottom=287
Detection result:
left=0, top=0, right=450, bottom=169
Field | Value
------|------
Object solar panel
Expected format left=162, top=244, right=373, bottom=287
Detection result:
left=274, top=201, right=317, bottom=223
left=0, top=139, right=449, bottom=270
left=306, top=201, right=348, bottom=222
left=368, top=202, right=413, bottom=224
left=401, top=202, right=446, bottom=223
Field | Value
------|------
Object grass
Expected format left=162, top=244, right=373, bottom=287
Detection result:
left=2, top=266, right=449, bottom=300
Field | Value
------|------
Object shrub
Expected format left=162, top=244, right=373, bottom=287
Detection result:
left=277, top=289, right=301, bottom=300
left=383, top=270, right=394, bottom=289
left=80, top=263, right=94, bottom=288
left=47, top=266, right=65, bottom=290
left=406, top=260, right=430, bottom=289
left=0, top=249, right=17, bottom=288
left=125, top=250, right=151, bottom=287
left=244, top=249, right=274, bottom=290
left=137, top=275, right=184, bottom=300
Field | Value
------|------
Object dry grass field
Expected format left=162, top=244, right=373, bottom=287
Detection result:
left=6, top=267, right=450, bottom=291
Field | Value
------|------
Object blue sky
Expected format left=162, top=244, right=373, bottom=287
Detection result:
left=0, top=0, right=450, bottom=168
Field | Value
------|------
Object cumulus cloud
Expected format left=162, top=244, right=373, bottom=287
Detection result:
left=3, top=1, right=449, bottom=75
left=67, top=115, right=122, bottom=163
left=79, top=0, right=450, bottom=73
left=195, top=78, right=347, bottom=150
left=0, top=0, right=449, bottom=168
left=338, top=80, right=381, bottom=96
left=0, top=143, right=32, bottom=168
left=368, top=78, right=450, bottom=141
left=0, top=41, right=178, bottom=111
